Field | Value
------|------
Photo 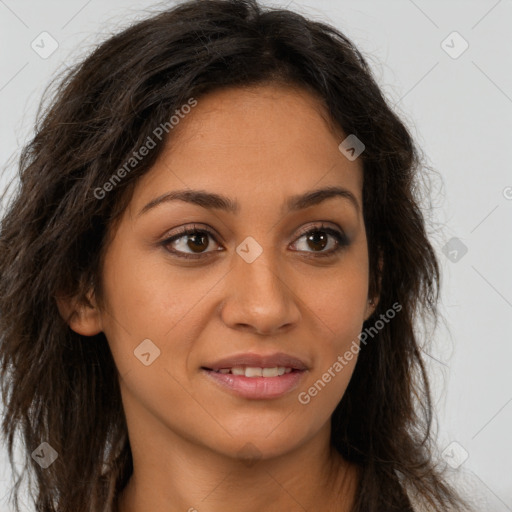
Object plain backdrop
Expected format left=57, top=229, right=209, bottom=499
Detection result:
left=1, top=0, right=511, bottom=510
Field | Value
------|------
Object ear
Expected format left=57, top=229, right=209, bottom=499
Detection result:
left=364, top=297, right=378, bottom=322
left=364, top=252, right=384, bottom=321
left=55, top=288, right=103, bottom=336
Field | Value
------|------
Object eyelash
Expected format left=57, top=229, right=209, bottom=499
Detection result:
left=160, top=223, right=349, bottom=260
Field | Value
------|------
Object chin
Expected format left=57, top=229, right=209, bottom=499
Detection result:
left=206, top=427, right=307, bottom=463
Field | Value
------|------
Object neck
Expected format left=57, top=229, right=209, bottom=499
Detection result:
left=115, top=417, right=359, bottom=512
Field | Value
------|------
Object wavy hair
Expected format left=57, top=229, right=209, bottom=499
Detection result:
left=0, top=1, right=472, bottom=510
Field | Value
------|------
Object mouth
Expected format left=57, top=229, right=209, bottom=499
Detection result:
left=200, top=353, right=308, bottom=399
left=203, top=366, right=298, bottom=377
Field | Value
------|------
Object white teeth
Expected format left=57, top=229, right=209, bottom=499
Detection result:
left=245, top=367, right=263, bottom=377
left=215, top=366, right=293, bottom=377
left=262, top=367, right=279, bottom=377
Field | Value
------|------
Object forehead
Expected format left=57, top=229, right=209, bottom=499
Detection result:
left=129, top=83, right=363, bottom=216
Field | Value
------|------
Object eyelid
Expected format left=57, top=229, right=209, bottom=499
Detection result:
left=294, top=222, right=340, bottom=238
left=161, top=223, right=218, bottom=240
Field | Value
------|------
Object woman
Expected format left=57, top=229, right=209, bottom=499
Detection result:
left=0, top=0, right=473, bottom=510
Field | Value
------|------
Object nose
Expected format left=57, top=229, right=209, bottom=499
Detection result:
left=219, top=248, right=301, bottom=336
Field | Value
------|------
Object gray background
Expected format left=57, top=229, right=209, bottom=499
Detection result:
left=1, top=0, right=511, bottom=510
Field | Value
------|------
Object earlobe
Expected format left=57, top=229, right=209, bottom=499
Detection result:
left=55, top=291, right=103, bottom=336
left=364, top=253, right=383, bottom=321
left=364, top=297, right=378, bottom=321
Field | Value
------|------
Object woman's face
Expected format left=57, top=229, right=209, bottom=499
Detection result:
left=91, top=84, right=375, bottom=461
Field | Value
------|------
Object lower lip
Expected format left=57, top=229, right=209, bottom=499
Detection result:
left=202, top=369, right=306, bottom=399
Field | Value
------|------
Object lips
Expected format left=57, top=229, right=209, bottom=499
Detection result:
left=201, top=352, right=308, bottom=399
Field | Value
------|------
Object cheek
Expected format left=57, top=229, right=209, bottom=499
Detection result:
left=98, top=240, right=214, bottom=438
left=98, top=232, right=229, bottom=380
left=309, top=283, right=367, bottom=338
left=295, top=287, right=364, bottom=429
left=98, top=235, right=178, bottom=370
left=305, top=257, right=369, bottom=342
left=296, top=254, right=369, bottom=409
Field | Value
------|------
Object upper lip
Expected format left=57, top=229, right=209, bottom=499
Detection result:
left=202, top=352, right=308, bottom=371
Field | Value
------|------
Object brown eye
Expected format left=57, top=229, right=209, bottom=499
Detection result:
left=181, top=231, right=210, bottom=253
left=305, top=231, right=329, bottom=251
left=161, top=225, right=222, bottom=259
left=291, top=224, right=349, bottom=258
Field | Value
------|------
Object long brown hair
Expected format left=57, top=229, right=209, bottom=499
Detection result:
left=0, top=1, right=472, bottom=510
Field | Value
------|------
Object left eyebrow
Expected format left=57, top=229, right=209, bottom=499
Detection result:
left=286, top=186, right=360, bottom=215
left=137, top=185, right=360, bottom=217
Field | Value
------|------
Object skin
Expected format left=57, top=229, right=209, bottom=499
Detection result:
left=59, top=83, right=379, bottom=512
